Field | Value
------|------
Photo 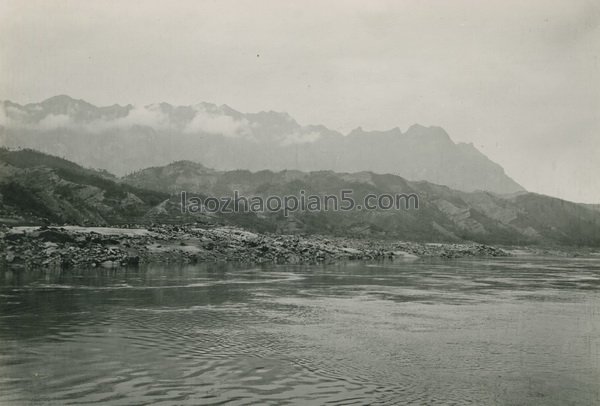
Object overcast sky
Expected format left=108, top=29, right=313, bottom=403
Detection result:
left=1, top=0, right=599, bottom=202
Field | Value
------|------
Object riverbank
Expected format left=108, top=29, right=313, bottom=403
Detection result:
left=0, top=224, right=513, bottom=270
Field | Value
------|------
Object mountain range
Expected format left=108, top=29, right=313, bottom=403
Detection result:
left=1, top=149, right=598, bottom=246
left=0, top=95, right=524, bottom=194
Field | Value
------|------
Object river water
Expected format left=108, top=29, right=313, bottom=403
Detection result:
left=0, top=257, right=599, bottom=405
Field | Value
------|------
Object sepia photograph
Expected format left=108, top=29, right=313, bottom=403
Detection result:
left=0, top=0, right=599, bottom=404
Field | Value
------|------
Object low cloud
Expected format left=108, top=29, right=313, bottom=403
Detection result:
left=184, top=109, right=251, bottom=137
left=115, top=105, right=170, bottom=129
left=85, top=105, right=171, bottom=133
left=0, top=105, right=74, bottom=130
left=0, top=106, right=7, bottom=127
left=38, top=114, right=72, bottom=130
left=280, top=131, right=322, bottom=146
left=1, top=103, right=320, bottom=147
left=1, top=104, right=171, bottom=133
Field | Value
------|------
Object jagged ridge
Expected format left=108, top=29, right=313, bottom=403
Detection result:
left=1, top=95, right=524, bottom=194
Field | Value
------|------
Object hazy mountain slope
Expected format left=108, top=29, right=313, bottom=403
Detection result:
left=1, top=96, right=524, bottom=194
left=123, top=160, right=600, bottom=246
left=509, top=193, right=600, bottom=246
left=0, top=148, right=168, bottom=225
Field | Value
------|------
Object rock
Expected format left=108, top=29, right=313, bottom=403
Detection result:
left=126, top=256, right=140, bottom=265
left=392, top=250, right=419, bottom=259
left=6, top=252, right=16, bottom=263
left=0, top=224, right=511, bottom=270
left=5, top=233, right=27, bottom=242
left=37, top=229, right=75, bottom=243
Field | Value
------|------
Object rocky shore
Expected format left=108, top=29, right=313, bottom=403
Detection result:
left=1, top=224, right=509, bottom=270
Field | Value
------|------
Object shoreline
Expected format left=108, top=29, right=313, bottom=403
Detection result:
left=1, top=224, right=512, bottom=270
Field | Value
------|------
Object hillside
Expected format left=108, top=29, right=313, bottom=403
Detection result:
left=1, top=149, right=597, bottom=246
left=123, top=161, right=600, bottom=246
left=0, top=148, right=169, bottom=225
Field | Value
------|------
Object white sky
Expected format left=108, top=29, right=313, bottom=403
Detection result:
left=1, top=0, right=599, bottom=202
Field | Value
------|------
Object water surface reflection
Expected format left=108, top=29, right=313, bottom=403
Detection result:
left=1, top=257, right=599, bottom=405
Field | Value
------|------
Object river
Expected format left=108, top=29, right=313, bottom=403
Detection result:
left=1, top=257, right=599, bottom=405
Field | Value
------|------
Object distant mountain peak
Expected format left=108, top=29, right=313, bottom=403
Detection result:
left=41, top=94, right=77, bottom=104
left=407, top=123, right=427, bottom=131
left=40, top=95, right=93, bottom=108
left=0, top=95, right=525, bottom=194
left=249, top=110, right=297, bottom=123
left=348, top=126, right=404, bottom=136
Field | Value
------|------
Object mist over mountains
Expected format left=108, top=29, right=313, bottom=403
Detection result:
left=0, top=95, right=524, bottom=195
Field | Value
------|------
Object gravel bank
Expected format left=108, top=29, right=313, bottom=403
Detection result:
left=1, top=224, right=509, bottom=270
